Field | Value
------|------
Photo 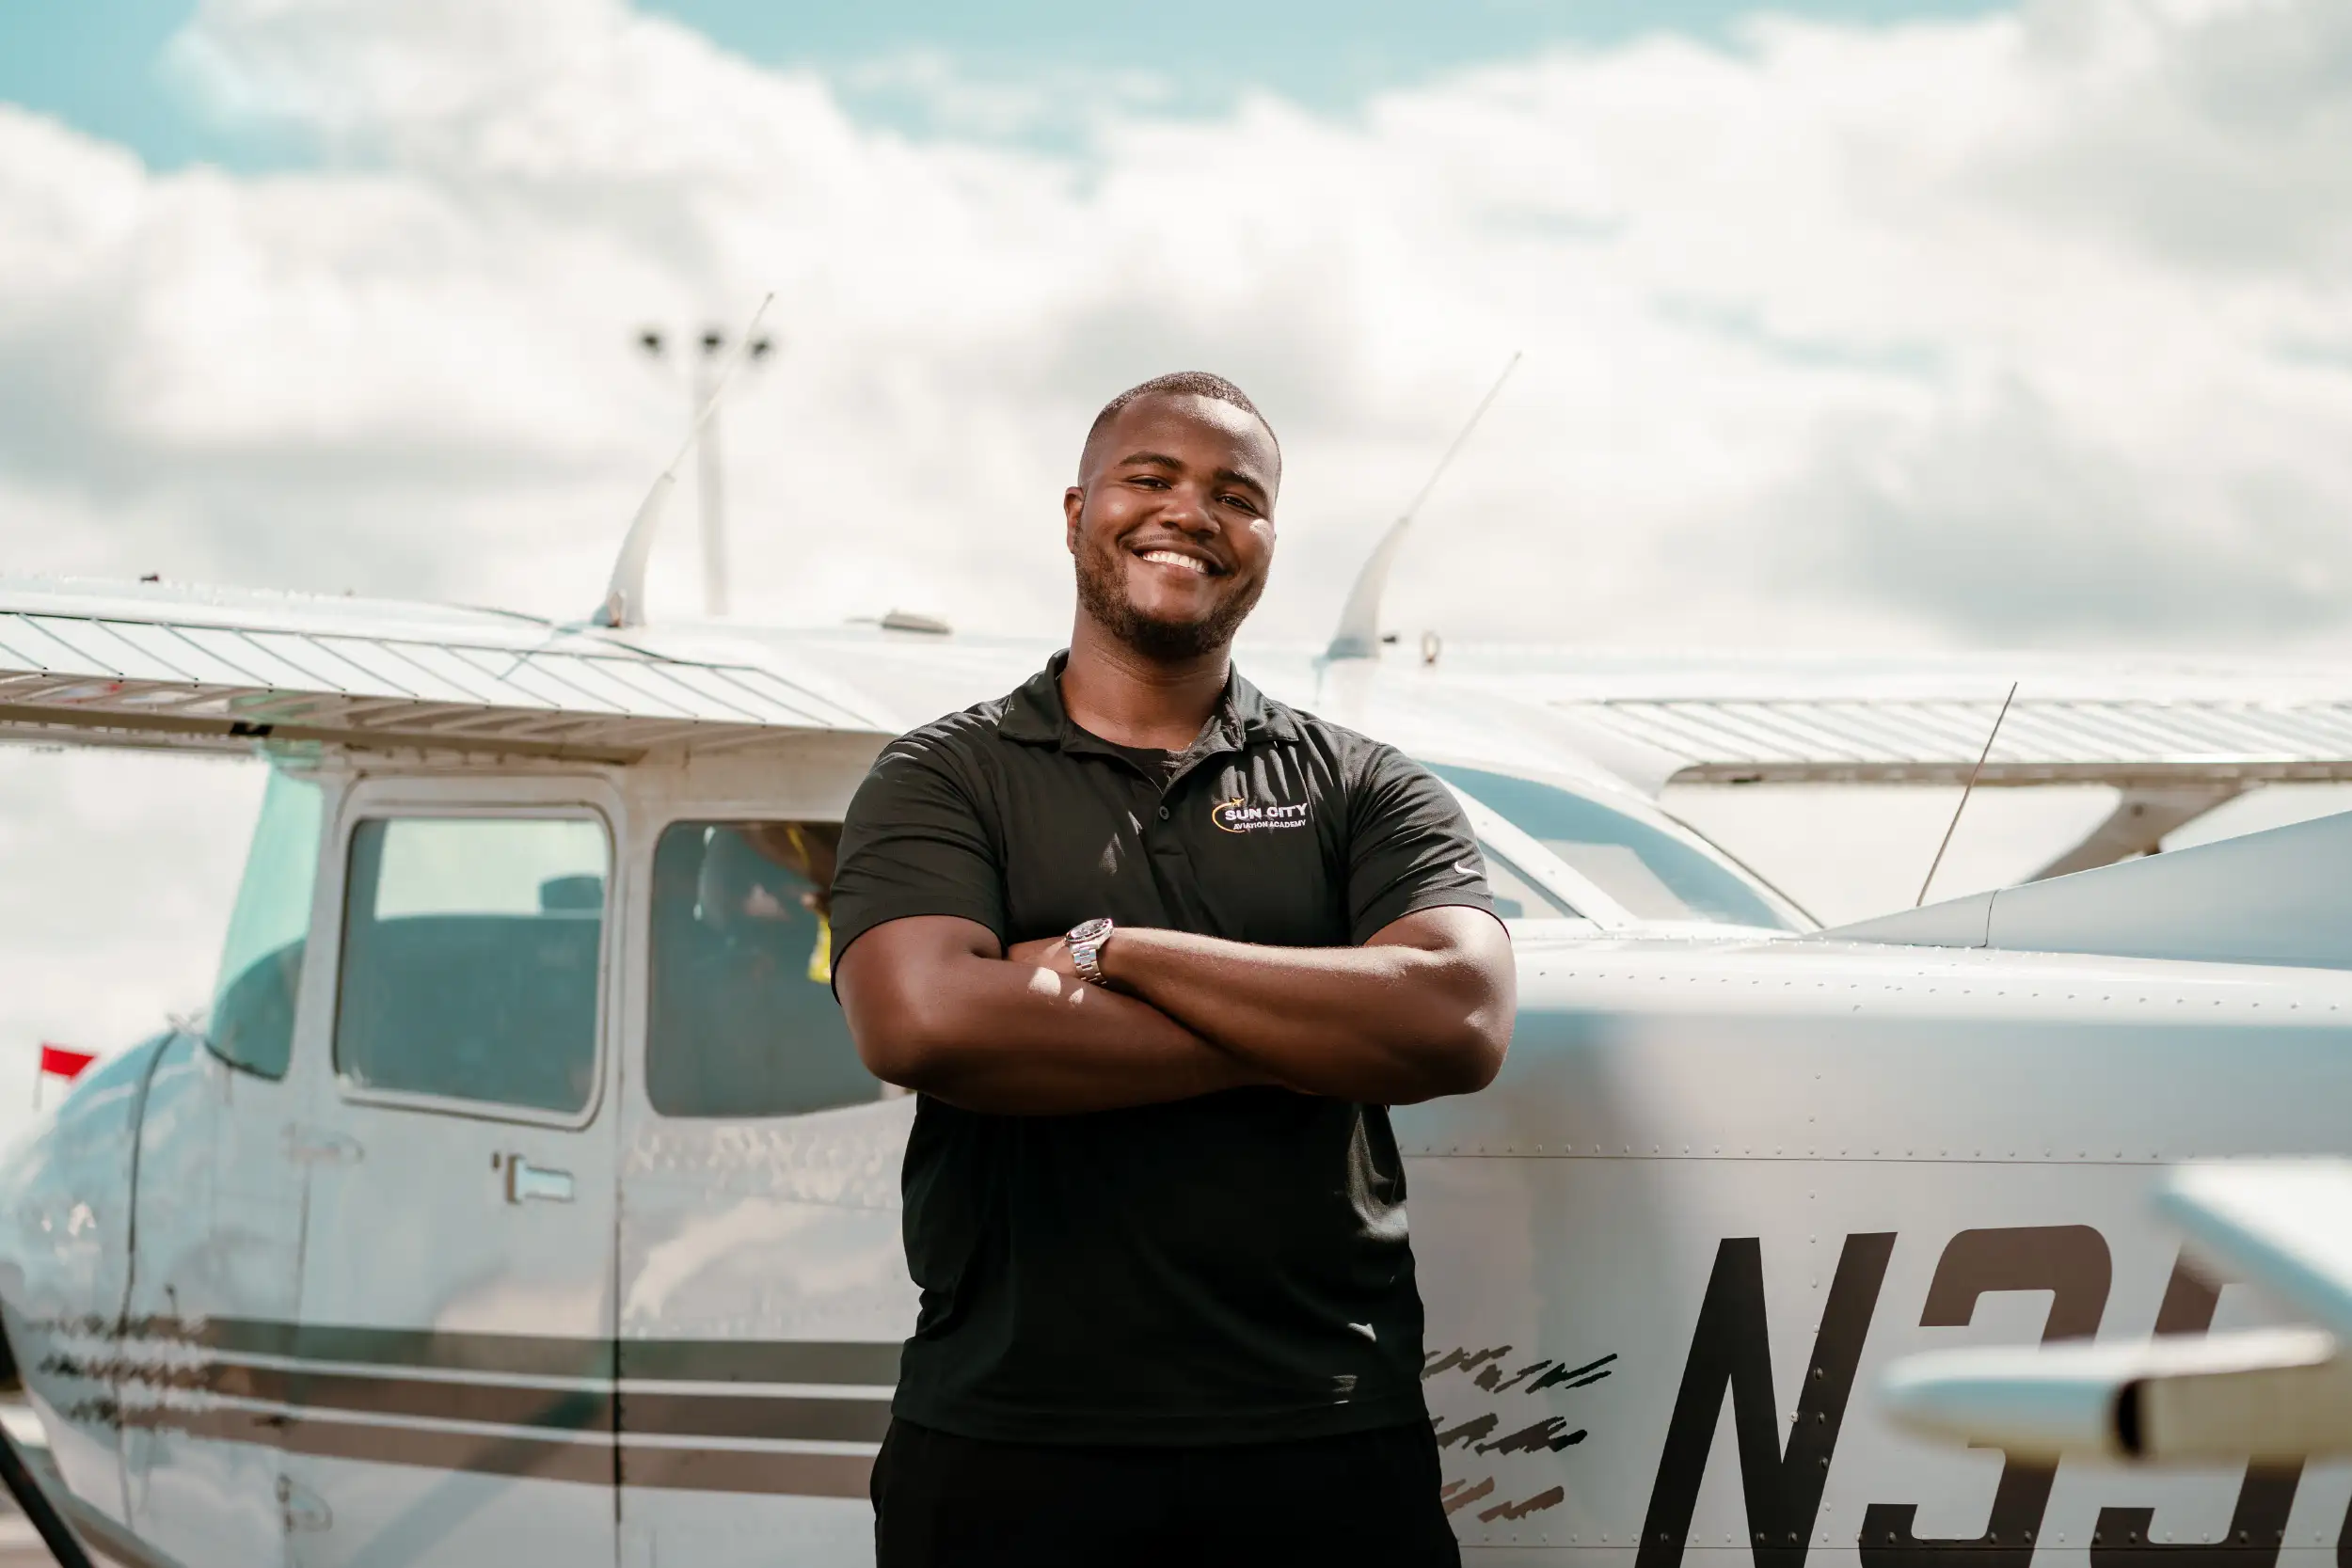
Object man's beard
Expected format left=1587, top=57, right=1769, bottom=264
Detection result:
left=1074, top=546, right=1265, bottom=661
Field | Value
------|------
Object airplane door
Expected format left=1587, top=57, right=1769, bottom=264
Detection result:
left=614, top=818, right=912, bottom=1567
left=285, top=783, right=624, bottom=1568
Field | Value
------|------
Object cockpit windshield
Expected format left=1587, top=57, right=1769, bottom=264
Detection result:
left=1427, top=763, right=1796, bottom=930
left=208, top=767, right=324, bottom=1079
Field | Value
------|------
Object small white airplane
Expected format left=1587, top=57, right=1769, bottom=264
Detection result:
left=10, top=371, right=2352, bottom=1564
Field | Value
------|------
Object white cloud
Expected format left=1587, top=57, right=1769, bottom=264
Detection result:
left=0, top=749, right=262, bottom=1150
left=3, top=0, right=2351, bottom=1101
left=3, top=0, right=2345, bottom=650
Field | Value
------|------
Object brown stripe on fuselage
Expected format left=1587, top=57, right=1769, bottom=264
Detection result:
left=105, top=1361, right=887, bottom=1444
left=129, top=1317, right=611, bottom=1379
left=173, top=1364, right=617, bottom=1432
left=114, top=1317, right=899, bottom=1387
left=79, top=1356, right=612, bottom=1433
left=620, top=1391, right=891, bottom=1443
left=40, top=1316, right=898, bottom=1495
left=619, top=1338, right=900, bottom=1386
left=621, top=1445, right=873, bottom=1497
left=119, top=1405, right=616, bottom=1486
left=119, top=1405, right=877, bottom=1497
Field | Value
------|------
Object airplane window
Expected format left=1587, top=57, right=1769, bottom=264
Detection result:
left=1429, top=764, right=1795, bottom=930
left=647, top=821, right=881, bottom=1118
left=207, top=768, right=325, bottom=1080
left=334, top=816, right=609, bottom=1115
left=1478, top=844, right=1580, bottom=920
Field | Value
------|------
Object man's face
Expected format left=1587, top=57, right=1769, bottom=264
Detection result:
left=1064, top=394, right=1279, bottom=661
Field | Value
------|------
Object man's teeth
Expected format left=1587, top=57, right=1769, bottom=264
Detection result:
left=1139, top=549, right=1210, bottom=575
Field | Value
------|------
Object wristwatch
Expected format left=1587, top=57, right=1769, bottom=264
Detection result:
left=1065, top=917, right=1115, bottom=987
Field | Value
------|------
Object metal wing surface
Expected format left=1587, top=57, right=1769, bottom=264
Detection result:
left=0, top=577, right=891, bottom=761
left=1423, top=646, right=2352, bottom=792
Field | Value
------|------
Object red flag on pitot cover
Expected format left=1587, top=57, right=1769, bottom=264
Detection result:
left=38, top=1044, right=96, bottom=1082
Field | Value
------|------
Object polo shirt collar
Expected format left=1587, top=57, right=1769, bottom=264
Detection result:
left=997, top=650, right=1298, bottom=752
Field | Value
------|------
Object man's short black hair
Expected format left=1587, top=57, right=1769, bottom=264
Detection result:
left=1082, top=372, right=1279, bottom=469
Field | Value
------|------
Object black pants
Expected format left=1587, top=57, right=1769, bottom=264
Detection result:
left=872, top=1417, right=1463, bottom=1568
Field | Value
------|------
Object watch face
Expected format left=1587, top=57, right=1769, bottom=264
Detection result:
left=1067, top=917, right=1113, bottom=944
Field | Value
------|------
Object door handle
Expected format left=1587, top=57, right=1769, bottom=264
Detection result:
left=503, top=1156, right=574, bottom=1205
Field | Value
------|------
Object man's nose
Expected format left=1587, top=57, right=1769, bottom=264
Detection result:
left=1161, top=483, right=1219, bottom=535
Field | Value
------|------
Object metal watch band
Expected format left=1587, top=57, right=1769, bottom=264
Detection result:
left=1066, top=917, right=1113, bottom=987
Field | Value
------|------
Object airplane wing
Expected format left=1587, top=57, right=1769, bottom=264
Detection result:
left=1418, top=647, right=2352, bottom=787
left=0, top=576, right=892, bottom=762
left=1549, top=695, right=2352, bottom=788
left=1880, top=1160, right=2352, bottom=1464
left=1411, top=647, right=2352, bottom=875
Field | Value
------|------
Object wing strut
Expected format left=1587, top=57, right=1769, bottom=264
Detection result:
left=2029, top=784, right=2244, bottom=880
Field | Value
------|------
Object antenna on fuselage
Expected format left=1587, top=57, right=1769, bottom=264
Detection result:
left=1324, top=351, right=1520, bottom=661
left=1915, top=681, right=2018, bottom=907
left=595, top=293, right=774, bottom=629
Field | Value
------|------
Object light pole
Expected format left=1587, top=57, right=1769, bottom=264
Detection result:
left=638, top=323, right=774, bottom=618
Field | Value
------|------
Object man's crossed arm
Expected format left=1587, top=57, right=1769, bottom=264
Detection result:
left=834, top=910, right=1514, bottom=1116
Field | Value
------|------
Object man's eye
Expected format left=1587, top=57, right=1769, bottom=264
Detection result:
left=1219, top=494, right=1258, bottom=513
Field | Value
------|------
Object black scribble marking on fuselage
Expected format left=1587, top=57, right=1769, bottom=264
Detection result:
left=1440, top=1477, right=1497, bottom=1516
left=1476, top=1417, right=1587, bottom=1455
left=1565, top=1369, right=1612, bottom=1389
left=1479, top=1484, right=1566, bottom=1523
left=1490, top=1359, right=1553, bottom=1393
left=1422, top=1345, right=1512, bottom=1381
left=1526, top=1352, right=1616, bottom=1392
left=1434, top=1413, right=1500, bottom=1449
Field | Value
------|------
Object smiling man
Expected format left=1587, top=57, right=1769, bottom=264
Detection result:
left=830, top=372, right=1515, bottom=1566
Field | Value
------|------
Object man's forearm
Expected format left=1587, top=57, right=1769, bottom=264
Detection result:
left=847, top=946, right=1265, bottom=1116
left=1096, top=917, right=1511, bottom=1103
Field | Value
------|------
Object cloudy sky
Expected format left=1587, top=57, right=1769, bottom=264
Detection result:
left=3, top=0, right=2350, bottom=1127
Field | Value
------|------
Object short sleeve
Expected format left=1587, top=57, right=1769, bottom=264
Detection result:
left=1344, top=743, right=1500, bottom=943
left=829, top=734, right=1007, bottom=981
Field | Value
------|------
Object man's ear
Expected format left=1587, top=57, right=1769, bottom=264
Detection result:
left=1062, top=485, right=1085, bottom=554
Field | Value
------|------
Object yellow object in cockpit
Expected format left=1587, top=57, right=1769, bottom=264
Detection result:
left=807, top=911, right=832, bottom=986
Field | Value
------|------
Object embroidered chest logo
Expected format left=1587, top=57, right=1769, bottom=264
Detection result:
left=1211, top=796, right=1311, bottom=833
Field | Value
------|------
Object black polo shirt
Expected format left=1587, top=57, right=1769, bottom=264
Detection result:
left=829, top=652, right=1497, bottom=1447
